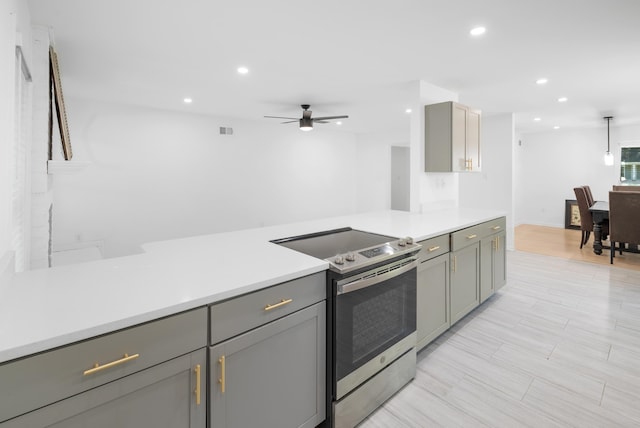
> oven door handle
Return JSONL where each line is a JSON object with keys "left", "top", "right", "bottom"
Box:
{"left": 337, "top": 258, "right": 418, "bottom": 295}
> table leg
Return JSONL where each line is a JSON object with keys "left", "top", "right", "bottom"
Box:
{"left": 593, "top": 223, "right": 603, "bottom": 255}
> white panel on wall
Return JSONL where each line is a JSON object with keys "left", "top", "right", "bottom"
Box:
{"left": 0, "top": 7, "right": 17, "bottom": 265}
{"left": 459, "top": 113, "right": 514, "bottom": 248}
{"left": 51, "top": 99, "right": 360, "bottom": 258}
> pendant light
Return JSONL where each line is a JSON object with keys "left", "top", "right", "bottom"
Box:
{"left": 604, "top": 116, "right": 614, "bottom": 166}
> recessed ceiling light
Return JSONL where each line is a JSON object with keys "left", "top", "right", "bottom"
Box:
{"left": 237, "top": 66, "right": 249, "bottom": 75}
{"left": 336, "top": 121, "right": 342, "bottom": 125}
{"left": 558, "top": 97, "right": 568, "bottom": 102}
{"left": 183, "top": 98, "right": 192, "bottom": 104}
{"left": 553, "top": 125, "right": 560, "bottom": 129}
{"left": 534, "top": 117, "right": 541, "bottom": 122}
{"left": 470, "top": 26, "right": 486, "bottom": 36}
{"left": 405, "top": 108, "right": 412, "bottom": 114}
{"left": 536, "top": 78, "right": 548, "bottom": 85}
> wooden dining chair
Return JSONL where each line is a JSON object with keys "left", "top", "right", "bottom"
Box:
{"left": 609, "top": 191, "right": 640, "bottom": 264}
{"left": 613, "top": 185, "right": 640, "bottom": 192}
{"left": 573, "top": 187, "right": 595, "bottom": 248}
{"left": 582, "top": 185, "right": 595, "bottom": 206}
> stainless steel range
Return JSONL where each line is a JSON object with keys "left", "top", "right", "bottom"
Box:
{"left": 272, "top": 227, "right": 420, "bottom": 428}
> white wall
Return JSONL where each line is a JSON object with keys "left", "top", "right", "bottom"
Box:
{"left": 459, "top": 113, "right": 515, "bottom": 248}
{"left": 51, "top": 98, "right": 361, "bottom": 257}
{"left": 514, "top": 123, "right": 640, "bottom": 227}
{"left": 355, "top": 128, "right": 408, "bottom": 213}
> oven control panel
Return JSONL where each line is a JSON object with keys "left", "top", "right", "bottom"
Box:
{"left": 329, "top": 238, "right": 420, "bottom": 273}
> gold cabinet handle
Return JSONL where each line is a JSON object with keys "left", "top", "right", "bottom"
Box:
{"left": 194, "top": 364, "right": 201, "bottom": 405}
{"left": 466, "top": 234, "right": 477, "bottom": 239}
{"left": 496, "top": 236, "right": 500, "bottom": 251}
{"left": 83, "top": 353, "right": 139, "bottom": 376}
{"left": 492, "top": 237, "right": 497, "bottom": 250}
{"left": 218, "top": 356, "right": 226, "bottom": 394}
{"left": 264, "top": 298, "right": 293, "bottom": 311}
{"left": 428, "top": 245, "right": 440, "bottom": 252}
{"left": 492, "top": 226, "right": 501, "bottom": 230}
{"left": 452, "top": 256, "right": 457, "bottom": 273}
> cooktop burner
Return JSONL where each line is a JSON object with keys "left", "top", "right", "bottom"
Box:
{"left": 271, "top": 227, "right": 421, "bottom": 274}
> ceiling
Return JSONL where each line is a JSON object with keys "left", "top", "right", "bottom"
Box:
{"left": 27, "top": 0, "right": 640, "bottom": 135}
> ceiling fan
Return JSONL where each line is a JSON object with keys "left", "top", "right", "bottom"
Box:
{"left": 264, "top": 104, "right": 348, "bottom": 131}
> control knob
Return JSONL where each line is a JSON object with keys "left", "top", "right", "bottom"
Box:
{"left": 406, "top": 237, "right": 414, "bottom": 245}
{"left": 345, "top": 253, "right": 356, "bottom": 262}
{"left": 334, "top": 256, "right": 345, "bottom": 265}
{"left": 397, "top": 239, "right": 406, "bottom": 247}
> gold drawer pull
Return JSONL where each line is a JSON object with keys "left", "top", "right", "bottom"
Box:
{"left": 428, "top": 246, "right": 441, "bottom": 252}
{"left": 194, "top": 364, "right": 201, "bottom": 405}
{"left": 492, "top": 226, "right": 501, "bottom": 230}
{"left": 219, "top": 356, "right": 226, "bottom": 394}
{"left": 83, "top": 353, "right": 140, "bottom": 376}
{"left": 466, "top": 234, "right": 477, "bottom": 239}
{"left": 264, "top": 298, "right": 293, "bottom": 311}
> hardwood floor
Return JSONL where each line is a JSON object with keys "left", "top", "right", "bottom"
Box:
{"left": 515, "top": 224, "right": 640, "bottom": 271}
{"left": 359, "top": 250, "right": 640, "bottom": 427}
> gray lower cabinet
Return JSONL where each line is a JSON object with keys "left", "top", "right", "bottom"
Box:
{"left": 480, "top": 230, "right": 507, "bottom": 303}
{"left": 449, "top": 242, "right": 480, "bottom": 325}
{"left": 1, "top": 349, "right": 206, "bottom": 428}
{"left": 209, "top": 301, "right": 326, "bottom": 428}
{"left": 416, "top": 234, "right": 450, "bottom": 351}
{"left": 0, "top": 307, "right": 207, "bottom": 427}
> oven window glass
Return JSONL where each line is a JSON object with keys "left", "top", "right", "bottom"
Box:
{"left": 335, "top": 267, "right": 416, "bottom": 380}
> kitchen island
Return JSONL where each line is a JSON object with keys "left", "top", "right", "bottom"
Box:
{"left": 0, "top": 208, "right": 506, "bottom": 427}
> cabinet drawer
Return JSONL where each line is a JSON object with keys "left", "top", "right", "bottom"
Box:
{"left": 451, "top": 217, "right": 506, "bottom": 250}
{"left": 210, "top": 272, "right": 326, "bottom": 345}
{"left": 417, "top": 234, "right": 449, "bottom": 261}
{"left": 482, "top": 217, "right": 506, "bottom": 237}
{"left": 0, "top": 307, "right": 207, "bottom": 423}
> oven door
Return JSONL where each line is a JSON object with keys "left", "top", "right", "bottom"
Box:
{"left": 334, "top": 257, "right": 417, "bottom": 399}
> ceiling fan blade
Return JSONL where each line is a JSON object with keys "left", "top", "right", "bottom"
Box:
{"left": 312, "top": 115, "right": 348, "bottom": 121}
{"left": 314, "top": 120, "right": 330, "bottom": 124}
{"left": 303, "top": 110, "right": 312, "bottom": 119}
{"left": 280, "top": 120, "right": 298, "bottom": 124}
{"left": 264, "top": 115, "right": 298, "bottom": 120}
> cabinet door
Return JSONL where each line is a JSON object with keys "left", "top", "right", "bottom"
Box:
{"left": 416, "top": 253, "right": 450, "bottom": 351}
{"left": 450, "top": 243, "right": 480, "bottom": 325}
{"left": 467, "top": 108, "right": 481, "bottom": 171}
{"left": 451, "top": 102, "right": 468, "bottom": 172}
{"left": 480, "top": 236, "right": 495, "bottom": 303}
{"left": 210, "top": 302, "right": 326, "bottom": 428}
{"left": 494, "top": 231, "right": 507, "bottom": 291}
{"left": 1, "top": 350, "right": 206, "bottom": 428}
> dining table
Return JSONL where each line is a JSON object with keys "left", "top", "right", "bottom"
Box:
{"left": 589, "top": 201, "right": 609, "bottom": 255}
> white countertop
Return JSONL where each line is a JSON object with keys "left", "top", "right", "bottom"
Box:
{"left": 0, "top": 208, "right": 505, "bottom": 364}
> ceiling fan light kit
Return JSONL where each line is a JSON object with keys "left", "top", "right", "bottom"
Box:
{"left": 265, "top": 104, "right": 348, "bottom": 131}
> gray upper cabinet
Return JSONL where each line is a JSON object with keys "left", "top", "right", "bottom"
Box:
{"left": 416, "top": 233, "right": 450, "bottom": 351}
{"left": 0, "top": 308, "right": 207, "bottom": 427}
{"left": 425, "top": 101, "right": 481, "bottom": 172}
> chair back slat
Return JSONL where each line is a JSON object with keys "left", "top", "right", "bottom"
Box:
{"left": 609, "top": 191, "right": 640, "bottom": 244}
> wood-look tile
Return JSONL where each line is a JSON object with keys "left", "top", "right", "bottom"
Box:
{"left": 362, "top": 249, "right": 640, "bottom": 428}
{"left": 492, "top": 343, "right": 606, "bottom": 404}
{"left": 444, "top": 376, "right": 565, "bottom": 428}
{"left": 600, "top": 384, "right": 640, "bottom": 424}
{"left": 522, "top": 378, "right": 637, "bottom": 428}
